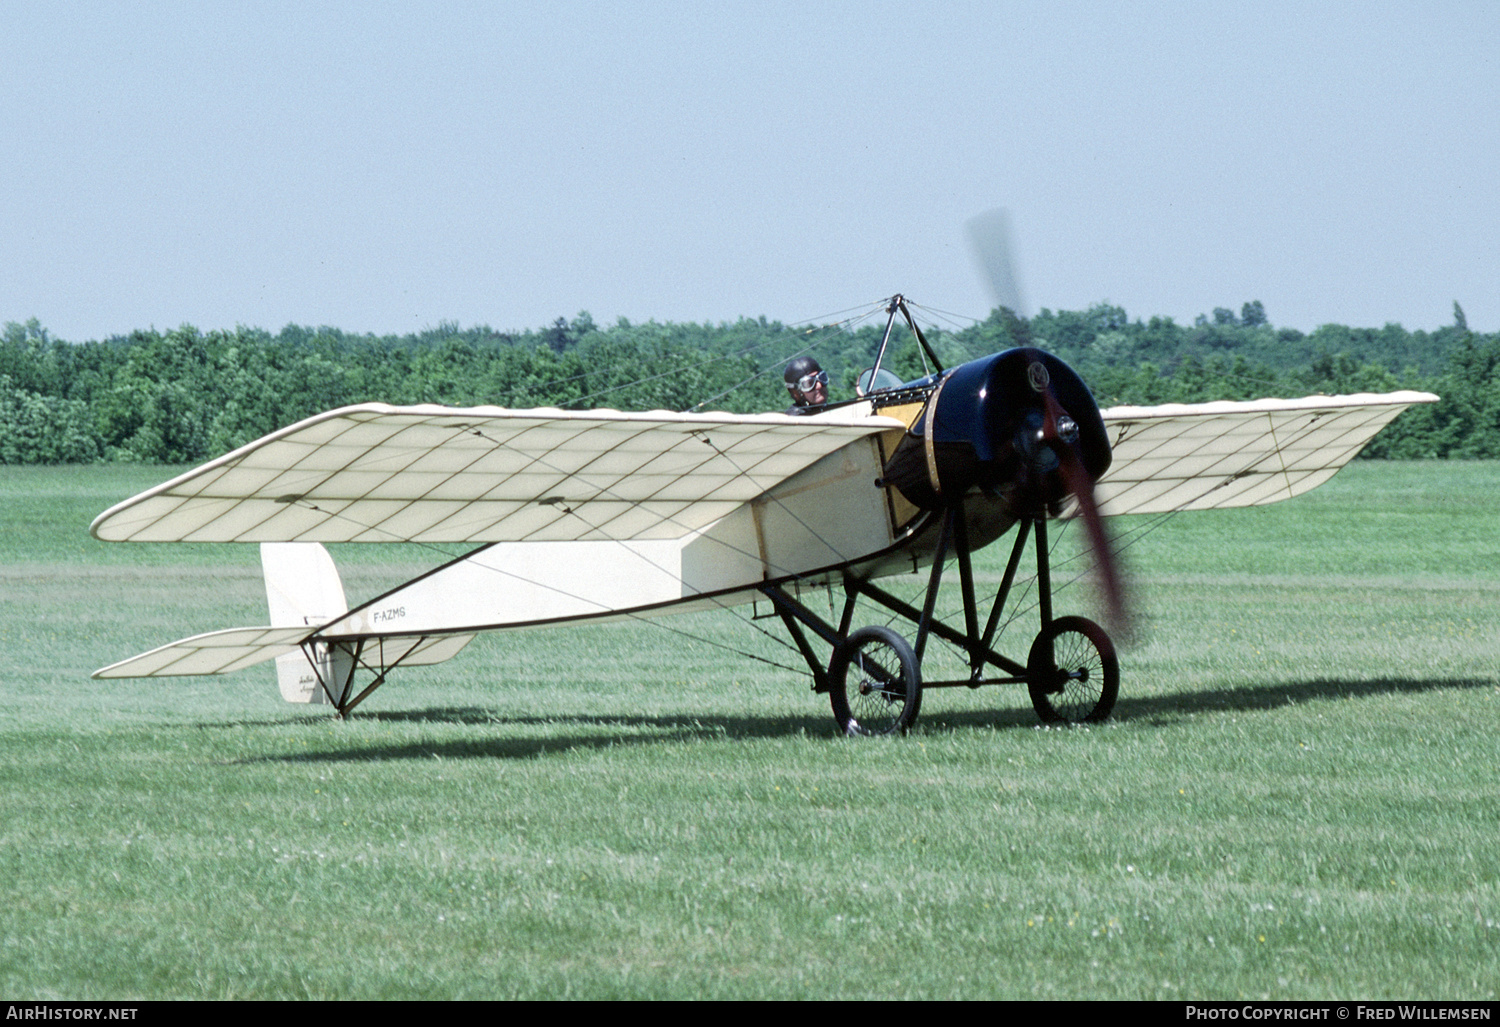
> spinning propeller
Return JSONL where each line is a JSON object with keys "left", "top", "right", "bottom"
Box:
{"left": 964, "top": 210, "right": 1131, "bottom": 634}
{"left": 1030, "top": 349, "right": 1131, "bottom": 634}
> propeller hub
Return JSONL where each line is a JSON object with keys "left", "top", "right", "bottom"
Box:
{"left": 1056, "top": 414, "right": 1079, "bottom": 445}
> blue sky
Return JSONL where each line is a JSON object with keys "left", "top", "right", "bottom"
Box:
{"left": 4, "top": 1, "right": 1497, "bottom": 341}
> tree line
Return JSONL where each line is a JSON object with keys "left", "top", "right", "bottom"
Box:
{"left": 1, "top": 300, "right": 1493, "bottom": 465}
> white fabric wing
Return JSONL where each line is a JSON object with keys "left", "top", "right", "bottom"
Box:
{"left": 90, "top": 404, "right": 902, "bottom": 544}
{"left": 1095, "top": 391, "right": 1437, "bottom": 516}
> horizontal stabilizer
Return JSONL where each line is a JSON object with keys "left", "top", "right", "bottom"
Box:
{"left": 344, "top": 632, "right": 477, "bottom": 668}
{"left": 92, "top": 627, "right": 477, "bottom": 680}
{"left": 93, "top": 626, "right": 311, "bottom": 679}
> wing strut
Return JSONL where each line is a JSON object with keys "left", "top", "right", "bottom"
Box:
{"left": 757, "top": 502, "right": 1058, "bottom": 688}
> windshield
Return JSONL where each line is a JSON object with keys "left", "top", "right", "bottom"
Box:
{"left": 856, "top": 367, "right": 906, "bottom": 397}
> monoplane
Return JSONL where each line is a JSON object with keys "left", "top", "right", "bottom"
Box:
{"left": 91, "top": 290, "right": 1434, "bottom": 735}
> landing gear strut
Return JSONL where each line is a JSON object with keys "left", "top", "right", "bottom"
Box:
{"left": 761, "top": 503, "right": 1118, "bottom": 735}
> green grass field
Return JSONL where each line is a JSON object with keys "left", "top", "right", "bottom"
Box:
{"left": 1, "top": 461, "right": 1497, "bottom": 999}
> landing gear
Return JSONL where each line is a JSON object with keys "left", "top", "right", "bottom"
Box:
{"left": 760, "top": 504, "right": 1123, "bottom": 737}
{"left": 1027, "top": 615, "right": 1118, "bottom": 724}
{"left": 828, "top": 626, "right": 921, "bottom": 736}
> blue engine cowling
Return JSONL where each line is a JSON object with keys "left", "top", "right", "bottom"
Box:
{"left": 880, "top": 348, "right": 1111, "bottom": 511}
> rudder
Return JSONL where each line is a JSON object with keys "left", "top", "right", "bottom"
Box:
{"left": 262, "top": 542, "right": 352, "bottom": 704}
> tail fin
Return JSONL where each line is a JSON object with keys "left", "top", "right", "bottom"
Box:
{"left": 262, "top": 542, "right": 351, "bottom": 704}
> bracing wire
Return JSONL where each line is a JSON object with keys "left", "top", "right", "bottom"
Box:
{"left": 524, "top": 298, "right": 897, "bottom": 414}
{"left": 299, "top": 294, "right": 1220, "bottom": 689}
{"left": 288, "top": 408, "right": 891, "bottom": 679}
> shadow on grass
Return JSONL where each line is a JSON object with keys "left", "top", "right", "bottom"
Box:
{"left": 1114, "top": 674, "right": 1495, "bottom": 726}
{"left": 918, "top": 674, "right": 1496, "bottom": 733}
{"left": 221, "top": 674, "right": 1493, "bottom": 764}
{"left": 227, "top": 706, "right": 837, "bottom": 764}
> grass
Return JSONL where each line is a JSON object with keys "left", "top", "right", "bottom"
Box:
{"left": 1, "top": 461, "right": 1497, "bottom": 999}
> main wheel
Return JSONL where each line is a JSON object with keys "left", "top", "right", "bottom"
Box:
{"left": 828, "top": 626, "right": 921, "bottom": 736}
{"left": 1027, "top": 615, "right": 1118, "bottom": 724}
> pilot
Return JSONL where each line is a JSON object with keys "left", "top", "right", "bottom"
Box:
{"left": 783, "top": 357, "right": 829, "bottom": 414}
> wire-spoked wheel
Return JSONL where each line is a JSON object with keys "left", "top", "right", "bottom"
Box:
{"left": 1027, "top": 615, "right": 1118, "bottom": 724}
{"left": 829, "top": 626, "right": 922, "bottom": 736}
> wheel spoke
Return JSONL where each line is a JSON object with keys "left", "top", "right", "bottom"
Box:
{"left": 830, "top": 626, "right": 921, "bottom": 736}
{"left": 1027, "top": 616, "right": 1118, "bottom": 724}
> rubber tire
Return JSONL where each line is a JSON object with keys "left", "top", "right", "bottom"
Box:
{"left": 829, "top": 626, "right": 922, "bottom": 736}
{"left": 1027, "top": 615, "right": 1118, "bottom": 724}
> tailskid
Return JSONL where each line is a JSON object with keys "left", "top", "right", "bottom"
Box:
{"left": 301, "top": 634, "right": 475, "bottom": 718}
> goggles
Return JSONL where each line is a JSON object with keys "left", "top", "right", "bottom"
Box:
{"left": 791, "top": 370, "right": 828, "bottom": 393}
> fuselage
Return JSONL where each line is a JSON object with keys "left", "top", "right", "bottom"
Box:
{"left": 317, "top": 348, "right": 1106, "bottom": 640}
